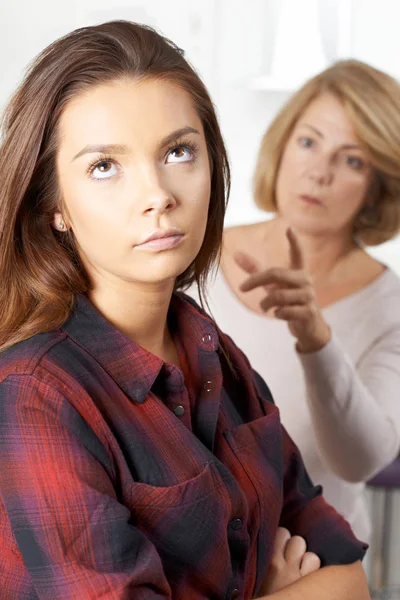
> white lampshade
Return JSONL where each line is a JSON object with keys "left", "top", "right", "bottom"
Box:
{"left": 268, "top": 0, "right": 327, "bottom": 89}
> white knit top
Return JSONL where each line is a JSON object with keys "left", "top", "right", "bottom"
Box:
{"left": 190, "top": 267, "right": 400, "bottom": 542}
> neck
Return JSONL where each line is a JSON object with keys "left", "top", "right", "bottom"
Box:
{"left": 272, "top": 217, "right": 358, "bottom": 283}
{"left": 89, "top": 276, "right": 176, "bottom": 359}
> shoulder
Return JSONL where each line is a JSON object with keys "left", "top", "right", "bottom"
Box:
{"left": 0, "top": 330, "right": 67, "bottom": 383}
{"left": 0, "top": 330, "right": 114, "bottom": 473}
{"left": 0, "top": 328, "right": 97, "bottom": 402}
{"left": 223, "top": 223, "right": 263, "bottom": 250}
{"left": 367, "top": 268, "right": 400, "bottom": 322}
{"left": 339, "top": 268, "right": 400, "bottom": 348}
{"left": 382, "top": 268, "right": 400, "bottom": 294}
{"left": 0, "top": 331, "right": 77, "bottom": 423}
{"left": 376, "top": 269, "right": 400, "bottom": 331}
{"left": 0, "top": 329, "right": 111, "bottom": 434}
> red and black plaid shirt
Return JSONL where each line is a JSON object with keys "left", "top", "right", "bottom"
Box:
{"left": 0, "top": 293, "right": 366, "bottom": 599}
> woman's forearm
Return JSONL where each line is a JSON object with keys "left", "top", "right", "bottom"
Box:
{"left": 258, "top": 562, "right": 370, "bottom": 599}
{"left": 298, "top": 333, "right": 400, "bottom": 482}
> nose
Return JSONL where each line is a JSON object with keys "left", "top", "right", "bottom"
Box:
{"left": 142, "top": 188, "right": 176, "bottom": 216}
{"left": 136, "top": 165, "right": 177, "bottom": 216}
{"left": 308, "top": 155, "right": 333, "bottom": 186}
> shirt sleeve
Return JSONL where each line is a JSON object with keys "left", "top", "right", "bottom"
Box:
{"left": 0, "top": 374, "right": 172, "bottom": 600}
{"left": 298, "top": 327, "right": 400, "bottom": 482}
{"left": 252, "top": 370, "right": 368, "bottom": 567}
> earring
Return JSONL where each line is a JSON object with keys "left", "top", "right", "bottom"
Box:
{"left": 58, "top": 221, "right": 65, "bottom": 231}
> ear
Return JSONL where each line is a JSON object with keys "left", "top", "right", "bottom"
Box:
{"left": 52, "top": 211, "right": 68, "bottom": 232}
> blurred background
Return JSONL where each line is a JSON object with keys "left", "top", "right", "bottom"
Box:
{"left": 1, "top": 0, "right": 399, "bottom": 594}
{"left": 1, "top": 0, "right": 400, "bottom": 273}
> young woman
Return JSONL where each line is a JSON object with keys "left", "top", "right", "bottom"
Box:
{"left": 0, "top": 22, "right": 368, "bottom": 599}
{"left": 200, "top": 60, "right": 400, "bottom": 544}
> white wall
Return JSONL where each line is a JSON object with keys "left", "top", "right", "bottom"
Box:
{"left": 1, "top": 0, "right": 399, "bottom": 588}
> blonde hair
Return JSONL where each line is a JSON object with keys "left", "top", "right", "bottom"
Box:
{"left": 254, "top": 59, "right": 400, "bottom": 246}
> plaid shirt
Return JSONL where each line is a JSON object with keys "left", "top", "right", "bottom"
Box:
{"left": 0, "top": 293, "right": 367, "bottom": 600}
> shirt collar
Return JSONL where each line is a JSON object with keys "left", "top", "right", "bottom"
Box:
{"left": 61, "top": 293, "right": 219, "bottom": 404}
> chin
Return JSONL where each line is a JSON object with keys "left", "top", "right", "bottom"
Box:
{"left": 285, "top": 212, "right": 332, "bottom": 236}
{"left": 133, "top": 257, "right": 195, "bottom": 285}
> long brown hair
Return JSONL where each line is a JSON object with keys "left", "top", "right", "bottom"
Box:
{"left": 0, "top": 21, "right": 230, "bottom": 352}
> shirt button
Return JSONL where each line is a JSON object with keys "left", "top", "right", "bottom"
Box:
{"left": 230, "top": 518, "right": 243, "bottom": 531}
{"left": 230, "top": 589, "right": 240, "bottom": 600}
{"left": 174, "top": 405, "right": 185, "bottom": 417}
{"left": 202, "top": 333, "right": 212, "bottom": 343}
{"left": 203, "top": 380, "right": 214, "bottom": 392}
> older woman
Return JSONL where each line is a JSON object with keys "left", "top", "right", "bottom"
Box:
{"left": 196, "top": 60, "right": 400, "bottom": 543}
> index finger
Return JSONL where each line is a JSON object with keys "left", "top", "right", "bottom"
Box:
{"left": 286, "top": 227, "right": 304, "bottom": 270}
{"left": 239, "top": 266, "right": 307, "bottom": 292}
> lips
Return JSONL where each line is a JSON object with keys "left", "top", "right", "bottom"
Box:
{"left": 299, "top": 195, "right": 322, "bottom": 206}
{"left": 136, "top": 229, "right": 185, "bottom": 251}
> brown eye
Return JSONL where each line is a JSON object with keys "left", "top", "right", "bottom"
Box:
{"left": 171, "top": 148, "right": 185, "bottom": 159}
{"left": 89, "top": 159, "right": 119, "bottom": 180}
{"left": 166, "top": 145, "right": 193, "bottom": 163}
{"left": 96, "top": 161, "right": 113, "bottom": 173}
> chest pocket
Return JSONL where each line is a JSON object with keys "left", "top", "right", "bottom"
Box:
{"left": 126, "top": 460, "right": 233, "bottom": 598}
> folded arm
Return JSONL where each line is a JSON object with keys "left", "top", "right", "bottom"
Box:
{"left": 259, "top": 561, "right": 370, "bottom": 599}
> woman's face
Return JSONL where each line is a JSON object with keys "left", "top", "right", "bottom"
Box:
{"left": 275, "top": 93, "right": 373, "bottom": 238}
{"left": 55, "top": 78, "right": 211, "bottom": 289}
